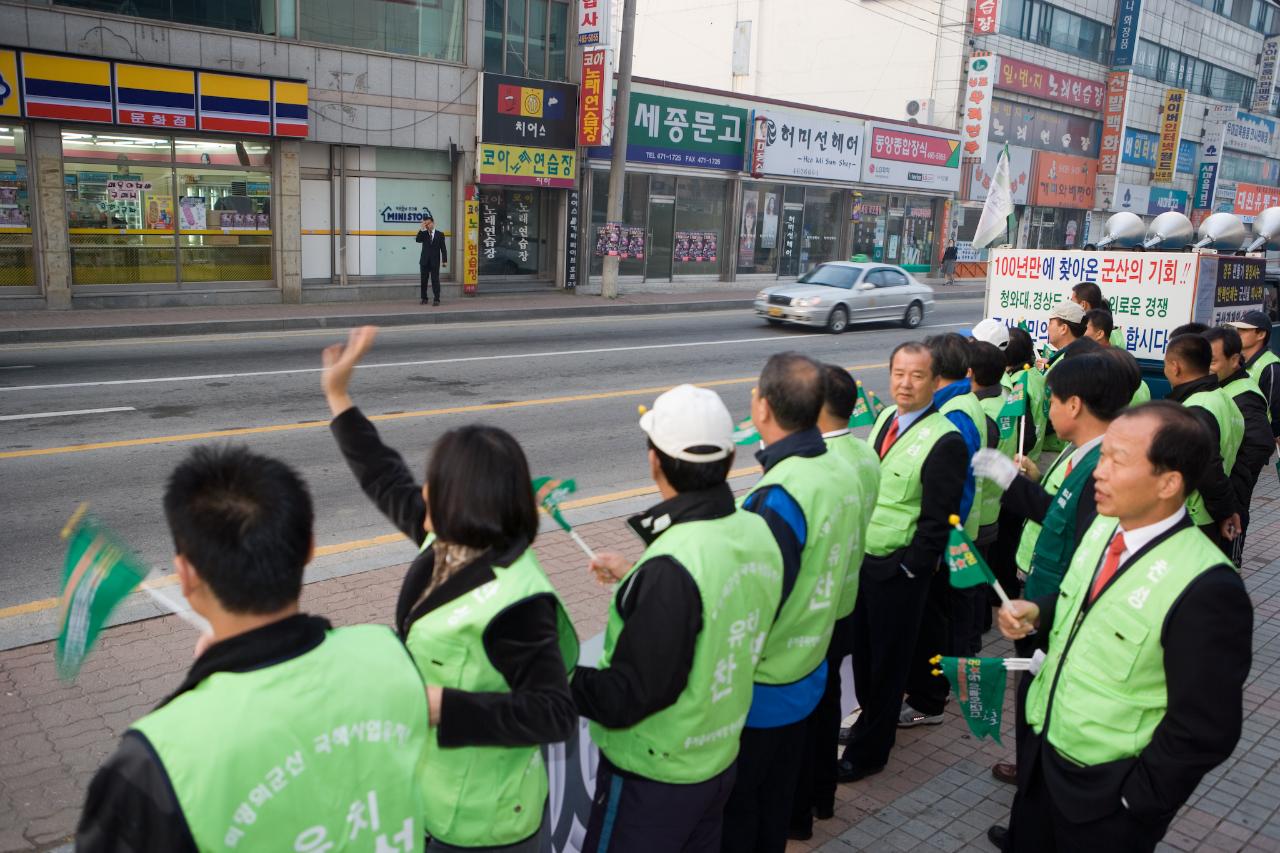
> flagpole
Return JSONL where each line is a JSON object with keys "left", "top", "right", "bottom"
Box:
{"left": 143, "top": 583, "right": 210, "bottom": 631}
{"left": 1016, "top": 365, "right": 1030, "bottom": 463}
{"left": 567, "top": 529, "right": 597, "bottom": 561}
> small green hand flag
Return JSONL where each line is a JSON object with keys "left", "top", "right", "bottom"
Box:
{"left": 931, "top": 655, "right": 1006, "bottom": 743}
{"left": 56, "top": 505, "right": 149, "bottom": 681}
{"left": 849, "top": 381, "right": 886, "bottom": 428}
{"left": 1017, "top": 320, "right": 1031, "bottom": 333}
{"left": 996, "top": 369, "right": 1029, "bottom": 439}
{"left": 733, "top": 416, "right": 761, "bottom": 446}
{"left": 1039, "top": 343, "right": 1055, "bottom": 365}
{"left": 946, "top": 516, "right": 998, "bottom": 589}
{"left": 533, "top": 476, "right": 577, "bottom": 533}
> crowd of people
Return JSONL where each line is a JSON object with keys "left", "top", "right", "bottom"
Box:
{"left": 71, "top": 299, "right": 1278, "bottom": 853}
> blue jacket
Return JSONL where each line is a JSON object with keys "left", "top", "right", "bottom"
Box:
{"left": 933, "top": 379, "right": 979, "bottom": 524}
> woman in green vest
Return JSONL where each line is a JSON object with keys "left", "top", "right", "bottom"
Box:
{"left": 323, "top": 327, "right": 579, "bottom": 852}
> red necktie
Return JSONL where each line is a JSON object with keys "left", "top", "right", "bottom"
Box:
{"left": 1064, "top": 458, "right": 1074, "bottom": 478}
{"left": 1088, "top": 532, "right": 1127, "bottom": 603}
{"left": 879, "top": 417, "right": 900, "bottom": 459}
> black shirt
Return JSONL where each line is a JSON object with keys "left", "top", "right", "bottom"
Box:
{"left": 1244, "top": 347, "right": 1280, "bottom": 438}
{"left": 1223, "top": 367, "right": 1275, "bottom": 513}
{"left": 1165, "top": 375, "right": 1237, "bottom": 522}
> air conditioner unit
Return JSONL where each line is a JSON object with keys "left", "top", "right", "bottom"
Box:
{"left": 905, "top": 99, "right": 933, "bottom": 125}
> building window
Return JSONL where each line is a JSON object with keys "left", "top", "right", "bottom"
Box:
{"left": 1133, "top": 39, "right": 1257, "bottom": 108}
{"left": 484, "top": 0, "right": 573, "bottom": 80}
{"left": 999, "top": 0, "right": 1110, "bottom": 63}
{"left": 298, "top": 0, "right": 464, "bottom": 60}
{"left": 57, "top": 0, "right": 278, "bottom": 35}
{"left": 0, "top": 126, "right": 33, "bottom": 288}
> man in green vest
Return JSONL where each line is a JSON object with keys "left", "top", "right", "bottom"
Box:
{"left": 723, "top": 351, "right": 869, "bottom": 853}
{"left": 1084, "top": 308, "right": 1151, "bottom": 404}
{"left": 1041, "top": 300, "right": 1101, "bottom": 454}
{"left": 574, "top": 384, "right": 783, "bottom": 853}
{"left": 77, "top": 446, "right": 429, "bottom": 852}
{"left": 990, "top": 402, "right": 1252, "bottom": 851}
{"left": 839, "top": 342, "right": 968, "bottom": 782}
{"left": 1071, "top": 281, "right": 1126, "bottom": 349}
{"left": 1203, "top": 324, "right": 1273, "bottom": 564}
{"left": 1230, "top": 310, "right": 1280, "bottom": 446}
{"left": 1163, "top": 332, "right": 1242, "bottom": 554}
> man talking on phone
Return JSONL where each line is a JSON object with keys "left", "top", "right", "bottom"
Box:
{"left": 416, "top": 214, "right": 447, "bottom": 306}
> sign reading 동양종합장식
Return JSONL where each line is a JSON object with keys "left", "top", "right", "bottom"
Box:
{"left": 863, "top": 122, "right": 962, "bottom": 192}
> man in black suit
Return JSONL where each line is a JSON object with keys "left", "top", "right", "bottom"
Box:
{"left": 416, "top": 215, "right": 447, "bottom": 305}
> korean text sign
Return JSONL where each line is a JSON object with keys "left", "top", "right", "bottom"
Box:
{"left": 1098, "top": 71, "right": 1130, "bottom": 175}
{"left": 973, "top": 0, "right": 1000, "bottom": 34}
{"left": 578, "top": 48, "right": 613, "bottom": 146}
{"left": 1153, "top": 88, "right": 1185, "bottom": 184}
{"left": 578, "top": 0, "right": 610, "bottom": 46}
{"left": 963, "top": 55, "right": 997, "bottom": 159}
{"left": 480, "top": 73, "right": 579, "bottom": 150}
{"left": 1029, "top": 152, "right": 1095, "bottom": 209}
{"left": 1113, "top": 0, "right": 1144, "bottom": 67}
{"left": 1253, "top": 36, "right": 1280, "bottom": 114}
{"left": 863, "top": 122, "right": 961, "bottom": 191}
{"left": 984, "top": 248, "right": 1197, "bottom": 359}
{"left": 1232, "top": 182, "right": 1280, "bottom": 218}
{"left": 757, "top": 110, "right": 864, "bottom": 180}
{"left": 1211, "top": 257, "right": 1265, "bottom": 324}
{"left": 462, "top": 187, "right": 479, "bottom": 295}
{"left": 593, "top": 91, "right": 748, "bottom": 171}
{"left": 987, "top": 100, "right": 1100, "bottom": 157}
{"left": 995, "top": 57, "right": 1105, "bottom": 111}
{"left": 477, "top": 144, "right": 577, "bottom": 189}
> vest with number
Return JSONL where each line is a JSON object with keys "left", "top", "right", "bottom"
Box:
{"left": 405, "top": 550, "right": 579, "bottom": 847}
{"left": 1223, "top": 373, "right": 1271, "bottom": 423}
{"left": 1002, "top": 368, "right": 1048, "bottom": 457}
{"left": 825, "top": 432, "right": 881, "bottom": 617}
{"left": 939, "top": 390, "right": 989, "bottom": 539}
{"left": 1026, "top": 517, "right": 1225, "bottom": 766}
{"left": 132, "top": 625, "right": 429, "bottom": 852}
{"left": 1246, "top": 348, "right": 1279, "bottom": 384}
{"left": 1015, "top": 446, "right": 1072, "bottom": 573}
{"left": 1183, "top": 388, "right": 1244, "bottom": 526}
{"left": 592, "top": 512, "right": 783, "bottom": 783}
{"left": 864, "top": 408, "right": 959, "bottom": 557}
{"left": 978, "top": 394, "right": 1018, "bottom": 528}
{"left": 749, "top": 449, "right": 868, "bottom": 685}
{"left": 1024, "top": 443, "right": 1102, "bottom": 601}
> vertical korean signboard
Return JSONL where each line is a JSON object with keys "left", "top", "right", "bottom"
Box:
{"left": 462, "top": 186, "right": 479, "bottom": 295}
{"left": 578, "top": 48, "right": 613, "bottom": 146}
{"left": 565, "top": 189, "right": 580, "bottom": 289}
{"left": 577, "top": 0, "right": 610, "bottom": 45}
{"left": 1099, "top": 71, "right": 1130, "bottom": 175}
{"left": 972, "top": 0, "right": 1000, "bottom": 33}
{"left": 1153, "top": 88, "right": 1185, "bottom": 184}
{"left": 1112, "top": 0, "right": 1144, "bottom": 67}
{"left": 1194, "top": 103, "right": 1234, "bottom": 211}
{"left": 1252, "top": 36, "right": 1279, "bottom": 114}
{"left": 963, "top": 54, "right": 997, "bottom": 161}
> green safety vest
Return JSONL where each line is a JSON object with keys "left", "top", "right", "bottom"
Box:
{"left": 132, "top": 625, "right": 429, "bottom": 852}
{"left": 748, "top": 448, "right": 868, "bottom": 684}
{"left": 1183, "top": 388, "right": 1244, "bottom": 526}
{"left": 1222, "top": 373, "right": 1271, "bottom": 423}
{"left": 939, "top": 390, "right": 990, "bottom": 540}
{"left": 592, "top": 512, "right": 783, "bottom": 783}
{"left": 864, "top": 408, "right": 959, "bottom": 557}
{"left": 824, "top": 432, "right": 881, "bottom": 617}
{"left": 1024, "top": 443, "right": 1102, "bottom": 601}
{"left": 405, "top": 550, "right": 579, "bottom": 847}
{"left": 978, "top": 393, "right": 1018, "bottom": 528}
{"left": 1131, "top": 379, "right": 1151, "bottom": 406}
{"left": 1042, "top": 356, "right": 1068, "bottom": 454}
{"left": 1246, "top": 348, "right": 1279, "bottom": 384}
{"left": 1110, "top": 328, "right": 1126, "bottom": 349}
{"left": 1002, "top": 368, "right": 1048, "bottom": 457}
{"left": 1016, "top": 446, "right": 1073, "bottom": 574}
{"left": 1026, "top": 516, "right": 1226, "bottom": 766}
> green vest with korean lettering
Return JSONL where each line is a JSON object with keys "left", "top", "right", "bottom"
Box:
{"left": 1042, "top": 355, "right": 1068, "bottom": 454}
{"left": 1023, "top": 443, "right": 1102, "bottom": 600}
{"left": 978, "top": 394, "right": 1018, "bottom": 528}
{"left": 824, "top": 432, "right": 881, "bottom": 617}
{"left": 131, "top": 625, "right": 429, "bottom": 852}
{"left": 1002, "top": 368, "right": 1048, "bottom": 457}
{"left": 1183, "top": 388, "right": 1244, "bottom": 527}
{"left": 939, "top": 391, "right": 990, "bottom": 540}
{"left": 1026, "top": 516, "right": 1227, "bottom": 766}
{"left": 1246, "top": 349, "right": 1280, "bottom": 384}
{"left": 748, "top": 449, "right": 867, "bottom": 685}
{"left": 1015, "top": 446, "right": 1073, "bottom": 574}
{"left": 864, "top": 407, "right": 959, "bottom": 556}
{"left": 591, "top": 512, "right": 783, "bottom": 783}
{"left": 405, "top": 550, "right": 579, "bottom": 847}
{"left": 1222, "top": 373, "right": 1271, "bottom": 422}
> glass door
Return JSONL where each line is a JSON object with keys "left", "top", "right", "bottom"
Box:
{"left": 646, "top": 196, "right": 674, "bottom": 280}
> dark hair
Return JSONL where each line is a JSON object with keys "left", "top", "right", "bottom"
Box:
{"left": 1117, "top": 401, "right": 1212, "bottom": 495}
{"left": 926, "top": 332, "right": 970, "bottom": 381}
{"left": 427, "top": 425, "right": 538, "bottom": 551}
{"left": 1052, "top": 316, "right": 1087, "bottom": 339}
{"left": 821, "top": 363, "right": 858, "bottom": 421}
{"left": 1046, "top": 353, "right": 1129, "bottom": 421}
{"left": 1166, "top": 333, "right": 1212, "bottom": 375}
{"left": 759, "top": 351, "right": 823, "bottom": 431}
{"left": 1171, "top": 322, "right": 1209, "bottom": 337}
{"left": 890, "top": 340, "right": 934, "bottom": 374}
{"left": 1083, "top": 242, "right": 1099, "bottom": 251}
{"left": 1005, "top": 327, "right": 1035, "bottom": 370}
{"left": 1084, "top": 308, "right": 1114, "bottom": 338}
{"left": 647, "top": 439, "right": 733, "bottom": 492}
{"left": 164, "top": 445, "right": 313, "bottom": 614}
{"left": 1203, "top": 325, "right": 1243, "bottom": 361}
{"left": 1071, "top": 282, "right": 1105, "bottom": 311}
{"left": 967, "top": 341, "right": 1005, "bottom": 387}
{"left": 1099, "top": 347, "right": 1143, "bottom": 398}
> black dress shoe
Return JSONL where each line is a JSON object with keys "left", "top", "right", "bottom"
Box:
{"left": 836, "top": 759, "right": 884, "bottom": 783}
{"left": 433, "top": 299, "right": 440, "bottom": 306}
{"left": 814, "top": 803, "right": 835, "bottom": 821}
{"left": 420, "top": 299, "right": 428, "bottom": 305}
{"left": 787, "top": 825, "right": 813, "bottom": 841}
{"left": 991, "top": 761, "right": 1018, "bottom": 785}
{"left": 987, "top": 824, "right": 1008, "bottom": 850}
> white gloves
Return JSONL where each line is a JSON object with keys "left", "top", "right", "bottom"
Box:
{"left": 972, "top": 448, "right": 1019, "bottom": 491}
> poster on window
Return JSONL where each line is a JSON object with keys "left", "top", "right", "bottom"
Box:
{"left": 739, "top": 190, "right": 759, "bottom": 267}
{"left": 760, "top": 193, "right": 779, "bottom": 249}
{"left": 625, "top": 227, "right": 646, "bottom": 260}
{"left": 595, "top": 222, "right": 623, "bottom": 257}
{"left": 145, "top": 195, "right": 174, "bottom": 230}
{"left": 178, "top": 196, "right": 206, "bottom": 230}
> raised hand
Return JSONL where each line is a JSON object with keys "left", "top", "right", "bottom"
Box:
{"left": 322, "top": 325, "right": 379, "bottom": 417}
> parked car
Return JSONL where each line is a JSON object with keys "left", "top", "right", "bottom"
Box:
{"left": 754, "top": 262, "right": 935, "bottom": 333}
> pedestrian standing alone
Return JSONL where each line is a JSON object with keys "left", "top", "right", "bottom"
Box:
{"left": 942, "top": 241, "right": 958, "bottom": 285}
{"left": 322, "top": 326, "right": 579, "bottom": 852}
{"left": 417, "top": 215, "right": 447, "bottom": 306}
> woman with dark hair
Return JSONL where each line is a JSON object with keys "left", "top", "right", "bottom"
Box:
{"left": 321, "top": 327, "right": 578, "bottom": 853}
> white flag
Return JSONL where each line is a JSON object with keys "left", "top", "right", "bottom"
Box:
{"left": 974, "top": 144, "right": 1016, "bottom": 249}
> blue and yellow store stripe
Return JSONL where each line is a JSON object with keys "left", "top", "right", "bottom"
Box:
{"left": 272, "top": 81, "right": 308, "bottom": 137}
{"left": 21, "top": 53, "right": 112, "bottom": 124}
{"left": 198, "top": 72, "right": 271, "bottom": 135}
{"left": 114, "top": 64, "right": 196, "bottom": 130}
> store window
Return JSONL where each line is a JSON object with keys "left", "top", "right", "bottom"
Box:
{"left": 849, "top": 193, "right": 889, "bottom": 263}
{"left": 299, "top": 0, "right": 464, "bottom": 60}
{"left": 1026, "top": 207, "right": 1086, "bottom": 249}
{"left": 900, "top": 199, "right": 938, "bottom": 272}
{"left": 484, "top": 0, "right": 573, "bottom": 80}
{"left": 589, "top": 171, "right": 649, "bottom": 277}
{"left": 674, "top": 176, "right": 728, "bottom": 277}
{"left": 62, "top": 131, "right": 273, "bottom": 286}
{"left": 800, "top": 187, "right": 841, "bottom": 274}
{"left": 57, "top": 0, "right": 279, "bottom": 35}
{"left": 737, "top": 182, "right": 784, "bottom": 276}
{"left": 0, "top": 126, "right": 33, "bottom": 288}
{"left": 479, "top": 188, "right": 548, "bottom": 277}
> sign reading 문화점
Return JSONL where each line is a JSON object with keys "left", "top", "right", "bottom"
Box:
{"left": 963, "top": 55, "right": 997, "bottom": 159}
{"left": 1232, "top": 181, "right": 1280, "bottom": 219}
{"left": 1153, "top": 88, "right": 1186, "bottom": 184}
{"left": 1253, "top": 36, "right": 1280, "bottom": 114}
{"left": 1113, "top": 0, "right": 1144, "bottom": 67}
{"left": 1098, "top": 71, "right": 1130, "bottom": 175}
{"left": 1223, "top": 110, "right": 1277, "bottom": 156}
{"left": 565, "top": 190, "right": 579, "bottom": 290}
{"left": 1029, "top": 151, "right": 1096, "bottom": 209}
{"left": 984, "top": 249, "right": 1197, "bottom": 358}
{"left": 863, "top": 123, "right": 961, "bottom": 191}
{"left": 969, "top": 143, "right": 1033, "bottom": 205}
{"left": 1211, "top": 257, "right": 1266, "bottom": 324}
{"left": 995, "top": 57, "right": 1105, "bottom": 112}
{"left": 590, "top": 91, "right": 748, "bottom": 171}
{"left": 756, "top": 110, "right": 864, "bottom": 180}
{"left": 480, "top": 74, "right": 579, "bottom": 150}
{"left": 578, "top": 48, "right": 613, "bottom": 146}
{"left": 463, "top": 186, "right": 479, "bottom": 295}
{"left": 577, "top": 0, "right": 610, "bottom": 46}
{"left": 988, "top": 100, "right": 1100, "bottom": 157}
{"left": 973, "top": 0, "right": 1000, "bottom": 33}
{"left": 477, "top": 144, "right": 576, "bottom": 189}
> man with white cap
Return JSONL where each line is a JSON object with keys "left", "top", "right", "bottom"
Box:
{"left": 574, "top": 384, "right": 783, "bottom": 853}
{"left": 1230, "top": 309, "right": 1280, "bottom": 446}
{"left": 1041, "top": 300, "right": 1100, "bottom": 454}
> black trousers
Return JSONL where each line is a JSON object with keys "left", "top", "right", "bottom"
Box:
{"left": 842, "top": 559, "right": 935, "bottom": 773}
{"left": 420, "top": 263, "right": 441, "bottom": 301}
{"left": 905, "top": 567, "right": 951, "bottom": 716}
{"left": 582, "top": 756, "right": 736, "bottom": 853}
{"left": 720, "top": 719, "right": 808, "bottom": 853}
{"left": 789, "top": 614, "right": 851, "bottom": 835}
{"left": 989, "top": 506, "right": 1025, "bottom": 600}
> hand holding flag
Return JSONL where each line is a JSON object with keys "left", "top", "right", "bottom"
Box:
{"left": 733, "top": 416, "right": 761, "bottom": 446}
{"left": 929, "top": 655, "right": 1007, "bottom": 743}
{"left": 946, "top": 515, "right": 1010, "bottom": 605}
{"left": 533, "top": 476, "right": 595, "bottom": 559}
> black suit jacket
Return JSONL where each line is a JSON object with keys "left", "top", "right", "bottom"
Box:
{"left": 416, "top": 228, "right": 447, "bottom": 268}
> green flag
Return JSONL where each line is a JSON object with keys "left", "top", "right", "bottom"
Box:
{"left": 849, "top": 382, "right": 884, "bottom": 428}
{"left": 733, "top": 416, "right": 760, "bottom": 446}
{"left": 1039, "top": 343, "right": 1055, "bottom": 365}
{"left": 931, "top": 655, "right": 1006, "bottom": 743}
{"left": 532, "top": 477, "right": 577, "bottom": 533}
{"left": 946, "top": 518, "right": 998, "bottom": 589}
{"left": 997, "top": 369, "right": 1029, "bottom": 439}
{"left": 1017, "top": 320, "right": 1031, "bottom": 333}
{"left": 56, "top": 507, "right": 149, "bottom": 681}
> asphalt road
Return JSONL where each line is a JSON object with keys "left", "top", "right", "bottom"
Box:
{"left": 0, "top": 299, "right": 982, "bottom": 616}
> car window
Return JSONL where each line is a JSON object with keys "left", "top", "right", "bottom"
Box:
{"left": 862, "top": 270, "right": 884, "bottom": 286}
{"left": 798, "top": 264, "right": 858, "bottom": 289}
{"left": 876, "top": 268, "right": 908, "bottom": 287}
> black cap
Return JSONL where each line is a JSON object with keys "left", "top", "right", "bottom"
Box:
{"left": 1228, "top": 310, "right": 1272, "bottom": 332}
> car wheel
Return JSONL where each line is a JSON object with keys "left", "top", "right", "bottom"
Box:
{"left": 902, "top": 301, "right": 924, "bottom": 329}
{"left": 827, "top": 305, "right": 850, "bottom": 334}
{"left": 765, "top": 318, "right": 784, "bottom": 326}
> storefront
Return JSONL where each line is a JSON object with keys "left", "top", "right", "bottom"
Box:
{"left": 0, "top": 125, "right": 33, "bottom": 289}
{"left": 849, "top": 193, "right": 944, "bottom": 269}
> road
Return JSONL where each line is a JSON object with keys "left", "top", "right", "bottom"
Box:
{"left": 0, "top": 299, "right": 982, "bottom": 618}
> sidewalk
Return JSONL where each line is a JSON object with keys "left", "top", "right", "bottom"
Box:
{"left": 0, "top": 281, "right": 986, "bottom": 345}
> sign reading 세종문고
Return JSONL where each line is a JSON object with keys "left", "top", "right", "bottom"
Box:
{"left": 588, "top": 91, "right": 748, "bottom": 171}
{"left": 983, "top": 248, "right": 1197, "bottom": 359}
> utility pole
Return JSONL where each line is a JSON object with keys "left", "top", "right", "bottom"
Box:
{"left": 600, "top": 0, "right": 637, "bottom": 299}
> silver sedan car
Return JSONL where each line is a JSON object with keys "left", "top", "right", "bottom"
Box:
{"left": 754, "top": 261, "right": 936, "bottom": 333}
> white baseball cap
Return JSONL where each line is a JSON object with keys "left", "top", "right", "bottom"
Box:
{"left": 639, "top": 384, "right": 735, "bottom": 462}
{"left": 971, "top": 318, "right": 1010, "bottom": 350}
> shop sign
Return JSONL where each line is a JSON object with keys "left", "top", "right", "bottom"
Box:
{"left": 1223, "top": 110, "right": 1276, "bottom": 157}
{"left": 1029, "top": 151, "right": 1095, "bottom": 209}
{"left": 577, "top": 0, "right": 610, "bottom": 46}
{"left": 1153, "top": 88, "right": 1186, "bottom": 184}
{"left": 511, "top": 191, "right": 535, "bottom": 264}
{"left": 1253, "top": 36, "right": 1280, "bottom": 114}
{"left": 1113, "top": 0, "right": 1144, "bottom": 67}
{"left": 778, "top": 209, "right": 801, "bottom": 276}
{"left": 480, "top": 73, "right": 579, "bottom": 150}
{"left": 1123, "top": 128, "right": 1195, "bottom": 173}
{"left": 989, "top": 100, "right": 1100, "bottom": 158}
{"left": 106, "top": 179, "right": 152, "bottom": 201}
{"left": 1212, "top": 256, "right": 1266, "bottom": 324}
{"left": 565, "top": 189, "right": 579, "bottom": 289}
{"left": 1103, "top": 182, "right": 1189, "bottom": 215}
{"left": 674, "top": 230, "right": 720, "bottom": 263}
{"left": 198, "top": 72, "right": 272, "bottom": 135}
{"left": 969, "top": 143, "right": 1032, "bottom": 205}
{"left": 591, "top": 91, "right": 748, "bottom": 171}
{"left": 755, "top": 110, "right": 863, "bottom": 181}
{"left": 272, "top": 81, "right": 309, "bottom": 138}
{"left": 995, "top": 57, "right": 1105, "bottom": 112}
{"left": 963, "top": 55, "right": 997, "bottom": 160}
{"left": 1232, "top": 181, "right": 1280, "bottom": 219}
{"left": 480, "top": 191, "right": 499, "bottom": 263}
{"left": 1149, "top": 187, "right": 1189, "bottom": 215}
{"left": 973, "top": 0, "right": 1000, "bottom": 34}
{"left": 463, "top": 187, "right": 479, "bottom": 294}
{"left": 1194, "top": 105, "right": 1234, "bottom": 210}
{"left": 863, "top": 122, "right": 961, "bottom": 191}
{"left": 984, "top": 247, "right": 1196, "bottom": 359}
{"left": 1098, "top": 71, "right": 1130, "bottom": 175}
{"left": 0, "top": 50, "right": 17, "bottom": 118}
{"left": 751, "top": 114, "right": 768, "bottom": 177}
{"left": 114, "top": 63, "right": 195, "bottom": 130}
{"left": 578, "top": 49, "right": 614, "bottom": 146}
{"left": 477, "top": 143, "right": 577, "bottom": 189}
{"left": 379, "top": 205, "right": 434, "bottom": 224}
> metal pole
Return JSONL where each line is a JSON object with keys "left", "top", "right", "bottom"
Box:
{"left": 601, "top": 0, "right": 637, "bottom": 299}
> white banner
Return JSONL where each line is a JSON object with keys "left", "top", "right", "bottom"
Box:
{"left": 756, "top": 110, "right": 864, "bottom": 181}
{"left": 1224, "top": 109, "right": 1276, "bottom": 156}
{"left": 969, "top": 143, "right": 1032, "bottom": 205}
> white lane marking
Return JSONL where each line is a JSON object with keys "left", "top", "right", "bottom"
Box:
{"left": 0, "top": 365, "right": 34, "bottom": 370}
{"left": 0, "top": 406, "right": 136, "bottom": 421}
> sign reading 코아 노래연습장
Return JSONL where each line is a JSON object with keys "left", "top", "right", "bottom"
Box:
{"left": 983, "top": 248, "right": 1197, "bottom": 359}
